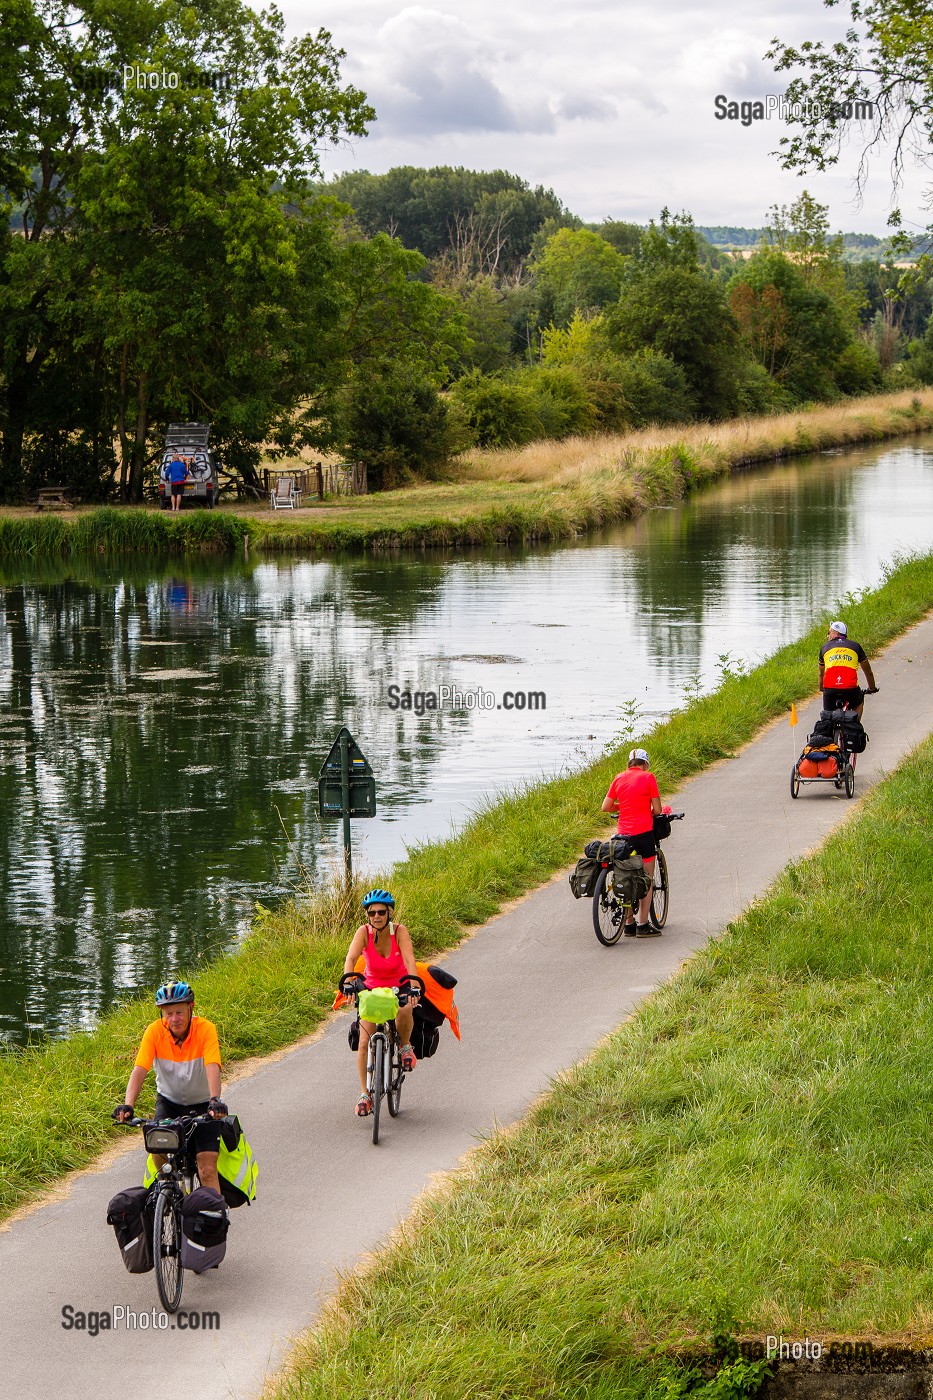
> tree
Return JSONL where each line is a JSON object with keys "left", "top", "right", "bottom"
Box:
{"left": 0, "top": 0, "right": 374, "bottom": 500}
{"left": 604, "top": 212, "right": 747, "bottom": 418}
{"left": 531, "top": 227, "right": 628, "bottom": 328}
{"left": 320, "top": 167, "right": 573, "bottom": 277}
{"left": 728, "top": 252, "right": 851, "bottom": 401}
{"left": 767, "top": 1, "right": 933, "bottom": 241}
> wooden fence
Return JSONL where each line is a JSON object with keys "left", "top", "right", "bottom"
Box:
{"left": 262, "top": 462, "right": 367, "bottom": 500}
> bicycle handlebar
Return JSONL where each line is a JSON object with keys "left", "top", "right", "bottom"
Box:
{"left": 114, "top": 1111, "right": 218, "bottom": 1129}
{"left": 341, "top": 976, "right": 424, "bottom": 1008}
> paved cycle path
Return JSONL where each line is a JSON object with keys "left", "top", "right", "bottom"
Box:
{"left": 3, "top": 615, "right": 933, "bottom": 1400}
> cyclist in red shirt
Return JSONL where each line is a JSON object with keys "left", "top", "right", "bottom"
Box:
{"left": 819, "top": 620, "right": 877, "bottom": 719}
{"left": 601, "top": 747, "right": 663, "bottom": 937}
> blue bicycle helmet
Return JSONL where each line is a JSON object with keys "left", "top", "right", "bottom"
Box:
{"left": 155, "top": 980, "right": 194, "bottom": 1006}
{"left": 362, "top": 888, "right": 395, "bottom": 909}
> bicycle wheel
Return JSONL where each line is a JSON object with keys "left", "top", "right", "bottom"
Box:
{"left": 153, "top": 1189, "right": 183, "bottom": 1313}
{"left": 648, "top": 848, "right": 669, "bottom": 930}
{"left": 790, "top": 766, "right": 800, "bottom": 799}
{"left": 845, "top": 762, "right": 855, "bottom": 798}
{"left": 387, "top": 1030, "right": 403, "bottom": 1118}
{"left": 371, "top": 1035, "right": 384, "bottom": 1145}
{"left": 592, "top": 868, "right": 626, "bottom": 946}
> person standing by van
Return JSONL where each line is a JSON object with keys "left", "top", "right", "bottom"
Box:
{"left": 167, "top": 454, "right": 189, "bottom": 512}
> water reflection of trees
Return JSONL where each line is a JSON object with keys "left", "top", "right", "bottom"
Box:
{"left": 0, "top": 558, "right": 465, "bottom": 1043}
{"left": 613, "top": 459, "right": 861, "bottom": 688}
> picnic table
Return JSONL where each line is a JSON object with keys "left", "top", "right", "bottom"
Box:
{"left": 34, "top": 486, "right": 76, "bottom": 511}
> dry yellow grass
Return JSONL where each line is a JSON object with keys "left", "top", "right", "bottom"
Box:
{"left": 457, "top": 390, "right": 933, "bottom": 484}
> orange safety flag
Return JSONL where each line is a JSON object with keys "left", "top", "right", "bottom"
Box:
{"left": 790, "top": 703, "right": 798, "bottom": 727}
{"left": 333, "top": 958, "right": 460, "bottom": 1040}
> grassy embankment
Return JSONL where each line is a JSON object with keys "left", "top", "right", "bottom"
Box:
{"left": 2, "top": 550, "right": 933, "bottom": 1225}
{"left": 247, "top": 390, "right": 933, "bottom": 551}
{"left": 0, "top": 391, "right": 932, "bottom": 556}
{"left": 273, "top": 738, "right": 933, "bottom": 1400}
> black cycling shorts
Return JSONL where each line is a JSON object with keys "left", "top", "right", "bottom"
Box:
{"left": 616, "top": 830, "right": 656, "bottom": 860}
{"left": 153, "top": 1095, "right": 221, "bottom": 1154}
{"left": 823, "top": 686, "right": 862, "bottom": 711}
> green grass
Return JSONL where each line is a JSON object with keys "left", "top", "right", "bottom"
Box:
{"left": 245, "top": 391, "right": 933, "bottom": 553}
{"left": 0, "top": 507, "right": 246, "bottom": 557}
{"left": 271, "top": 740, "right": 933, "bottom": 1400}
{"left": 1, "top": 549, "right": 932, "bottom": 1225}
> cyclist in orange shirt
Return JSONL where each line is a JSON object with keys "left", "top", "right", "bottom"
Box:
{"left": 113, "top": 982, "right": 228, "bottom": 1192}
{"left": 601, "top": 747, "right": 664, "bottom": 937}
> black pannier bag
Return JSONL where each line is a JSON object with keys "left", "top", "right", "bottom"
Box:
{"left": 838, "top": 712, "right": 868, "bottom": 754}
{"left": 410, "top": 1004, "right": 442, "bottom": 1060}
{"left": 653, "top": 813, "right": 672, "bottom": 842}
{"left": 348, "top": 1017, "right": 360, "bottom": 1052}
{"left": 612, "top": 853, "right": 650, "bottom": 909}
{"left": 106, "top": 1185, "right": 154, "bottom": 1274}
{"left": 180, "top": 1186, "right": 229, "bottom": 1273}
{"left": 812, "top": 713, "right": 836, "bottom": 741}
{"left": 410, "top": 964, "right": 456, "bottom": 1059}
{"left": 570, "top": 856, "right": 601, "bottom": 898}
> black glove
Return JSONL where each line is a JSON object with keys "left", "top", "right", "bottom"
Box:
{"left": 209, "top": 1096, "right": 228, "bottom": 1117}
{"left": 112, "top": 1103, "right": 133, "bottom": 1122}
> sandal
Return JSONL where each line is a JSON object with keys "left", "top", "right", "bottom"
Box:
{"left": 400, "top": 1044, "right": 417, "bottom": 1072}
{"left": 355, "top": 1092, "right": 373, "bottom": 1117}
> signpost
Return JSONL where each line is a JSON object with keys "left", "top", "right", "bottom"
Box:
{"left": 317, "top": 727, "right": 376, "bottom": 880}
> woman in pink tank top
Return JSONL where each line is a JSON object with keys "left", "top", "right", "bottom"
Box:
{"left": 341, "top": 889, "right": 421, "bottom": 1118}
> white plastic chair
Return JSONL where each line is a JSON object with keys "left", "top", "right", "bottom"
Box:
{"left": 270, "top": 476, "right": 301, "bottom": 509}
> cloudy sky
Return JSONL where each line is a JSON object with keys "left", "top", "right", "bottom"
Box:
{"left": 276, "top": 0, "right": 929, "bottom": 237}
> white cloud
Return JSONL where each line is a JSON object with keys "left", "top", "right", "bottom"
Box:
{"left": 278, "top": 0, "right": 932, "bottom": 233}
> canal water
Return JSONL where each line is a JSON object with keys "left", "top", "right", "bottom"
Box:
{"left": 3, "top": 436, "right": 933, "bottom": 1043}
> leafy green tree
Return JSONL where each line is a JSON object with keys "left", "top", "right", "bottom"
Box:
{"left": 320, "top": 167, "right": 572, "bottom": 276}
{"left": 905, "top": 315, "right": 933, "bottom": 384}
{"left": 767, "top": 2, "right": 933, "bottom": 242}
{"left": 531, "top": 227, "right": 628, "bottom": 328}
{"left": 834, "top": 340, "right": 882, "bottom": 393}
{"left": 340, "top": 363, "right": 462, "bottom": 488}
{"left": 604, "top": 212, "right": 746, "bottom": 418}
{"left": 592, "top": 220, "right": 643, "bottom": 256}
{"left": 728, "top": 251, "right": 851, "bottom": 401}
{"left": 0, "top": 0, "right": 374, "bottom": 501}
{"left": 542, "top": 315, "right": 694, "bottom": 427}
{"left": 451, "top": 372, "right": 545, "bottom": 448}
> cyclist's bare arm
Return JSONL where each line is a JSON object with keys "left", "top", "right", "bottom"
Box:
{"left": 394, "top": 923, "right": 420, "bottom": 999}
{"left": 818, "top": 661, "right": 825, "bottom": 687}
{"left": 343, "top": 925, "right": 368, "bottom": 976}
{"left": 862, "top": 660, "right": 877, "bottom": 690}
{"left": 118, "top": 1065, "right": 148, "bottom": 1119}
{"left": 600, "top": 794, "right": 616, "bottom": 813}
{"left": 650, "top": 796, "right": 662, "bottom": 816}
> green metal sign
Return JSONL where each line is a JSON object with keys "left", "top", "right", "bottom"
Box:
{"left": 317, "top": 727, "right": 376, "bottom": 879}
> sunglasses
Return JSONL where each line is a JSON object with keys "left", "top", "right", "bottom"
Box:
{"left": 368, "top": 908, "right": 389, "bottom": 917}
